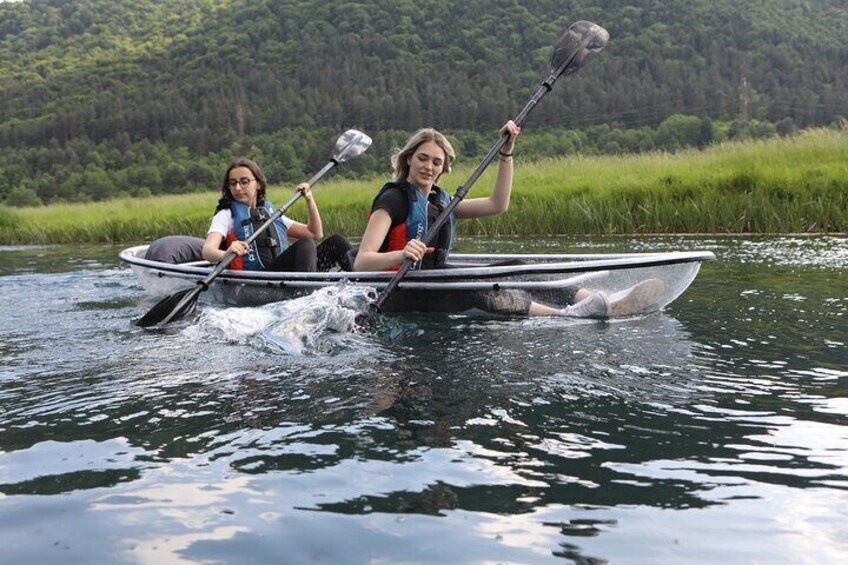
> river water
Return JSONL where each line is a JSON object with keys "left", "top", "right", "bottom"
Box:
{"left": 0, "top": 236, "right": 846, "bottom": 564}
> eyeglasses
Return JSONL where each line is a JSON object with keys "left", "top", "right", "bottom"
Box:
{"left": 227, "top": 177, "right": 256, "bottom": 188}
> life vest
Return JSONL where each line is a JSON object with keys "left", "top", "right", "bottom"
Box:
{"left": 371, "top": 180, "right": 455, "bottom": 270}
{"left": 225, "top": 200, "right": 288, "bottom": 270}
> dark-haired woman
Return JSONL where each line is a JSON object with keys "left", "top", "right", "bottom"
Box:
{"left": 201, "top": 158, "right": 352, "bottom": 272}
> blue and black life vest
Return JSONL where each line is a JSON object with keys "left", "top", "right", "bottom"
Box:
{"left": 372, "top": 179, "right": 455, "bottom": 270}
{"left": 225, "top": 200, "right": 288, "bottom": 270}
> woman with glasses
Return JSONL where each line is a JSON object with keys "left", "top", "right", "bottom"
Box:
{"left": 201, "top": 158, "right": 353, "bottom": 272}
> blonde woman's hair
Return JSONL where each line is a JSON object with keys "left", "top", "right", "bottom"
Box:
{"left": 391, "top": 128, "right": 456, "bottom": 182}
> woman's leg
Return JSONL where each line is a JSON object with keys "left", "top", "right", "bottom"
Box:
{"left": 473, "top": 289, "right": 533, "bottom": 316}
{"left": 267, "top": 238, "right": 318, "bottom": 272}
{"left": 316, "top": 234, "right": 354, "bottom": 271}
{"left": 529, "top": 301, "right": 567, "bottom": 316}
{"left": 475, "top": 286, "right": 588, "bottom": 317}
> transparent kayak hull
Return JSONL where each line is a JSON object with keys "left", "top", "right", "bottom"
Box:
{"left": 120, "top": 245, "right": 715, "bottom": 314}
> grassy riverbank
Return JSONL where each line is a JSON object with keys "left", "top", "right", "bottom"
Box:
{"left": 1, "top": 128, "right": 846, "bottom": 245}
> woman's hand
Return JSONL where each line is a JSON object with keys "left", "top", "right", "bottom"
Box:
{"left": 499, "top": 120, "right": 521, "bottom": 154}
{"left": 290, "top": 181, "right": 324, "bottom": 239}
{"left": 227, "top": 240, "right": 250, "bottom": 256}
{"left": 456, "top": 120, "right": 519, "bottom": 220}
{"left": 297, "top": 182, "right": 313, "bottom": 202}
{"left": 403, "top": 239, "right": 433, "bottom": 262}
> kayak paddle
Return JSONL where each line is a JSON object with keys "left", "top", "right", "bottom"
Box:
{"left": 136, "top": 129, "right": 372, "bottom": 328}
{"left": 370, "top": 20, "right": 608, "bottom": 314}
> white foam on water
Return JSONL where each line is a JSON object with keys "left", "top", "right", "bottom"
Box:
{"left": 184, "top": 284, "right": 377, "bottom": 355}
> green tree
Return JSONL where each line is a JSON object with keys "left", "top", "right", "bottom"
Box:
{"left": 656, "top": 115, "right": 705, "bottom": 151}
{"left": 82, "top": 166, "right": 114, "bottom": 201}
{"left": 5, "top": 186, "right": 42, "bottom": 207}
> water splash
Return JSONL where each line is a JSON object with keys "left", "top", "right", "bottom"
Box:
{"left": 185, "top": 284, "right": 377, "bottom": 355}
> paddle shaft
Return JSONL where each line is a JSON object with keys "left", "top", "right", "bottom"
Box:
{"left": 372, "top": 71, "right": 572, "bottom": 311}
{"left": 156, "top": 160, "right": 338, "bottom": 325}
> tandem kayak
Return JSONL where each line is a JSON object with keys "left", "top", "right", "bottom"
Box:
{"left": 120, "top": 243, "right": 715, "bottom": 315}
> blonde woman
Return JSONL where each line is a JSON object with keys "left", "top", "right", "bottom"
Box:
{"left": 353, "top": 124, "right": 662, "bottom": 317}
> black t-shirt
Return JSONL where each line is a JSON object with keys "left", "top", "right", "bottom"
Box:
{"left": 371, "top": 184, "right": 452, "bottom": 268}
{"left": 372, "top": 187, "right": 446, "bottom": 226}
{"left": 372, "top": 187, "right": 409, "bottom": 227}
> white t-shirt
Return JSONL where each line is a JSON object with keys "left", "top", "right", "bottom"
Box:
{"left": 207, "top": 209, "right": 295, "bottom": 237}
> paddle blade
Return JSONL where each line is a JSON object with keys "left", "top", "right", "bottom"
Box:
{"left": 333, "top": 129, "right": 372, "bottom": 163}
{"left": 353, "top": 302, "right": 382, "bottom": 330}
{"left": 551, "top": 20, "right": 609, "bottom": 78}
{"left": 136, "top": 286, "right": 199, "bottom": 328}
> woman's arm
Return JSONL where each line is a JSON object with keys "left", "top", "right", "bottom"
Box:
{"left": 455, "top": 120, "right": 520, "bottom": 220}
{"left": 202, "top": 210, "right": 249, "bottom": 261}
{"left": 285, "top": 183, "right": 324, "bottom": 240}
{"left": 353, "top": 209, "right": 431, "bottom": 271}
{"left": 202, "top": 232, "right": 249, "bottom": 262}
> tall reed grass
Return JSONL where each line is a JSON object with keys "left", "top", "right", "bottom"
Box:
{"left": 1, "top": 128, "right": 845, "bottom": 245}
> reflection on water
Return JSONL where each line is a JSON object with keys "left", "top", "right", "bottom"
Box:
{"left": 0, "top": 236, "right": 846, "bottom": 564}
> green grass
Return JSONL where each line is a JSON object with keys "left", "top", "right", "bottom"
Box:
{"left": 2, "top": 128, "right": 846, "bottom": 244}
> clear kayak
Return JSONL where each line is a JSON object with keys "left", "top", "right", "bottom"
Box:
{"left": 120, "top": 244, "right": 715, "bottom": 315}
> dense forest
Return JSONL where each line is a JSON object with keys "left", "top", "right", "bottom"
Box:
{"left": 1, "top": 0, "right": 847, "bottom": 206}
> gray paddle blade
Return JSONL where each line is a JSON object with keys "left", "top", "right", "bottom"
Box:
{"left": 551, "top": 21, "right": 609, "bottom": 78}
{"left": 333, "top": 129, "right": 372, "bottom": 163}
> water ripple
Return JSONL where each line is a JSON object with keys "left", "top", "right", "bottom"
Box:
{"left": 2, "top": 239, "right": 847, "bottom": 563}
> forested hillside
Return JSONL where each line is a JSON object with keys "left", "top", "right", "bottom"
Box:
{"left": 1, "top": 0, "right": 847, "bottom": 205}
